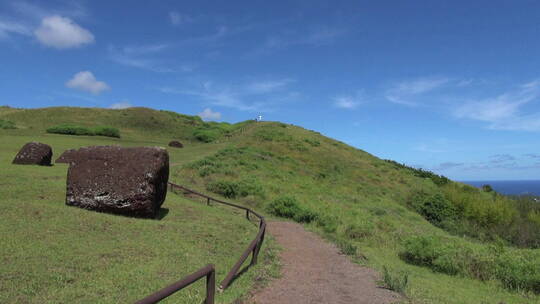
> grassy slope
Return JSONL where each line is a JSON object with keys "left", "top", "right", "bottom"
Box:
{"left": 173, "top": 121, "right": 540, "bottom": 304}
{"left": 0, "top": 108, "right": 279, "bottom": 303}
{"left": 1, "top": 106, "right": 538, "bottom": 304}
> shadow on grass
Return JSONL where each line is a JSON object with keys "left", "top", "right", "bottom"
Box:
{"left": 156, "top": 207, "right": 169, "bottom": 220}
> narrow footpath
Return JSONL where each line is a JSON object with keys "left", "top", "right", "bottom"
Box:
{"left": 248, "top": 221, "right": 400, "bottom": 304}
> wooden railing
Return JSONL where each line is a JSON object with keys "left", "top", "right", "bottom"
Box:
{"left": 135, "top": 182, "right": 266, "bottom": 303}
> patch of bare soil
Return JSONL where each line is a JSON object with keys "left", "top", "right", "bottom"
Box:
{"left": 248, "top": 221, "right": 401, "bottom": 304}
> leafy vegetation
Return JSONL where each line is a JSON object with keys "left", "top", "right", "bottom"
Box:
{"left": 46, "top": 124, "right": 121, "bottom": 138}
{"left": 401, "top": 235, "right": 540, "bottom": 293}
{"left": 266, "top": 196, "right": 317, "bottom": 223}
{"left": 380, "top": 266, "right": 409, "bottom": 295}
{"left": 0, "top": 118, "right": 16, "bottom": 129}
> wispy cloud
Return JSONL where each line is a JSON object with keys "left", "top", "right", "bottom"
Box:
{"left": 108, "top": 44, "right": 187, "bottom": 73}
{"left": 0, "top": 19, "right": 32, "bottom": 38}
{"left": 110, "top": 101, "right": 132, "bottom": 109}
{"left": 333, "top": 93, "right": 364, "bottom": 109}
{"left": 434, "top": 162, "right": 464, "bottom": 170}
{"left": 453, "top": 79, "right": 540, "bottom": 131}
{"left": 385, "top": 77, "right": 450, "bottom": 106}
{"left": 169, "top": 11, "right": 193, "bottom": 26}
{"left": 252, "top": 27, "right": 345, "bottom": 56}
{"left": 159, "top": 78, "right": 298, "bottom": 112}
{"left": 490, "top": 154, "right": 516, "bottom": 164}
{"left": 198, "top": 108, "right": 221, "bottom": 120}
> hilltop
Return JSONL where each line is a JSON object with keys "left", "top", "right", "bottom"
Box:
{"left": 1, "top": 106, "right": 539, "bottom": 304}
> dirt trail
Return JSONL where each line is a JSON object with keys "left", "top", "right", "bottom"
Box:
{"left": 248, "top": 221, "right": 400, "bottom": 304}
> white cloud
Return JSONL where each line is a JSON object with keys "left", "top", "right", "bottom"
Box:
{"left": 65, "top": 71, "right": 110, "bottom": 95}
{"left": 198, "top": 108, "right": 221, "bottom": 120}
{"left": 169, "top": 11, "right": 193, "bottom": 26}
{"left": 254, "top": 27, "right": 345, "bottom": 56}
{"left": 385, "top": 77, "right": 450, "bottom": 106}
{"left": 110, "top": 101, "right": 132, "bottom": 109}
{"left": 34, "top": 15, "right": 94, "bottom": 49}
{"left": 453, "top": 79, "right": 540, "bottom": 131}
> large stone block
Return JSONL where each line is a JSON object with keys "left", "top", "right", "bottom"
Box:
{"left": 12, "top": 142, "right": 52, "bottom": 166}
{"left": 66, "top": 146, "right": 169, "bottom": 218}
{"left": 55, "top": 148, "right": 78, "bottom": 164}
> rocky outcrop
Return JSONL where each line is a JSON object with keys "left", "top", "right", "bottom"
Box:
{"left": 12, "top": 142, "right": 52, "bottom": 166}
{"left": 168, "top": 140, "right": 183, "bottom": 148}
{"left": 66, "top": 146, "right": 169, "bottom": 218}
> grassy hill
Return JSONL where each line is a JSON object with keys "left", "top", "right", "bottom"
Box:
{"left": 0, "top": 107, "right": 278, "bottom": 303}
{"left": 1, "top": 106, "right": 539, "bottom": 303}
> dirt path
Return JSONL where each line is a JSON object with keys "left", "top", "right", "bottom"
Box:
{"left": 248, "top": 221, "right": 400, "bottom": 304}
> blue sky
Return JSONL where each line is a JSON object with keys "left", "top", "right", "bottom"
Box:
{"left": 2, "top": 0, "right": 540, "bottom": 181}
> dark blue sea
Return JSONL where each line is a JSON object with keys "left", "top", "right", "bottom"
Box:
{"left": 462, "top": 180, "right": 540, "bottom": 196}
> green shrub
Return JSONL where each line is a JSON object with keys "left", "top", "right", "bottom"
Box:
{"left": 47, "top": 124, "right": 93, "bottom": 136}
{"left": 0, "top": 119, "right": 16, "bottom": 129}
{"left": 93, "top": 126, "right": 120, "bottom": 138}
{"left": 46, "top": 124, "right": 120, "bottom": 138}
{"left": 409, "top": 191, "right": 457, "bottom": 227}
{"left": 400, "top": 235, "right": 540, "bottom": 293}
{"left": 380, "top": 267, "right": 409, "bottom": 294}
{"left": 267, "top": 196, "right": 317, "bottom": 223}
{"left": 206, "top": 181, "right": 240, "bottom": 198}
{"left": 206, "top": 179, "right": 265, "bottom": 199}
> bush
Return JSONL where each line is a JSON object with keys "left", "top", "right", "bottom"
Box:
{"left": 400, "top": 235, "right": 540, "bottom": 293}
{"left": 0, "top": 119, "right": 16, "bottom": 129}
{"left": 206, "top": 179, "right": 265, "bottom": 199}
{"left": 267, "top": 196, "right": 317, "bottom": 223}
{"left": 93, "top": 126, "right": 120, "bottom": 138}
{"left": 380, "top": 267, "right": 409, "bottom": 294}
{"left": 409, "top": 192, "right": 457, "bottom": 227}
{"left": 206, "top": 181, "right": 240, "bottom": 198}
{"left": 46, "top": 124, "right": 120, "bottom": 138}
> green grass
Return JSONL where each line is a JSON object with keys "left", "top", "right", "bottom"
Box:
{"left": 2, "top": 106, "right": 539, "bottom": 304}
{"left": 0, "top": 124, "right": 278, "bottom": 303}
{"left": 173, "top": 122, "right": 540, "bottom": 303}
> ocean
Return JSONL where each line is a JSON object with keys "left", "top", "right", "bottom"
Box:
{"left": 462, "top": 180, "right": 540, "bottom": 196}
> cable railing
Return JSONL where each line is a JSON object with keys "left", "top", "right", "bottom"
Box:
{"left": 135, "top": 182, "right": 266, "bottom": 303}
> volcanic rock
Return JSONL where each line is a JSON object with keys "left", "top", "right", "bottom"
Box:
{"left": 66, "top": 146, "right": 169, "bottom": 218}
{"left": 55, "top": 148, "right": 78, "bottom": 164}
{"left": 12, "top": 142, "right": 52, "bottom": 166}
{"left": 168, "top": 140, "right": 183, "bottom": 148}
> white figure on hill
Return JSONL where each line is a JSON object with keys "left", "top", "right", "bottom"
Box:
{"left": 257, "top": 115, "right": 263, "bottom": 122}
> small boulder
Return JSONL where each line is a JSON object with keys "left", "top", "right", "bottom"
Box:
{"left": 168, "top": 140, "right": 183, "bottom": 148}
{"left": 12, "top": 142, "right": 52, "bottom": 166}
{"left": 55, "top": 148, "right": 78, "bottom": 164}
{"left": 66, "top": 146, "right": 169, "bottom": 218}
